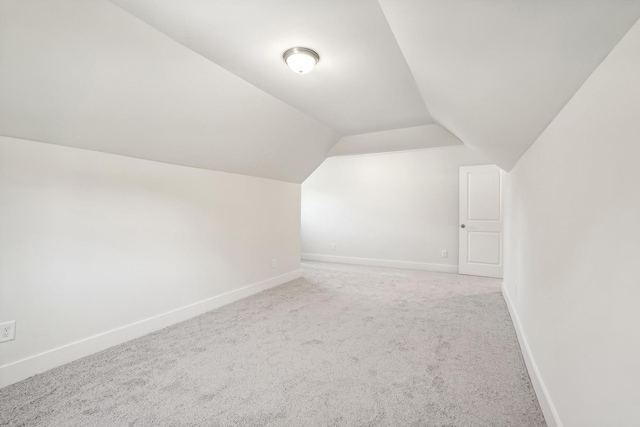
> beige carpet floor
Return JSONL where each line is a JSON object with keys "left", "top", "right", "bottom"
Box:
{"left": 1, "top": 261, "right": 545, "bottom": 426}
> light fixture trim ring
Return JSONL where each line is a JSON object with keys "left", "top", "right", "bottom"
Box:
{"left": 283, "top": 47, "right": 320, "bottom": 64}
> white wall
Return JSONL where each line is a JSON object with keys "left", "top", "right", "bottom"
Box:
{"left": 0, "top": 136, "right": 301, "bottom": 387}
{"left": 301, "top": 146, "right": 487, "bottom": 271}
{"left": 503, "top": 19, "right": 640, "bottom": 427}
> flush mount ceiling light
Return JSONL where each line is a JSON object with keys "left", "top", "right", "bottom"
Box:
{"left": 283, "top": 47, "right": 319, "bottom": 74}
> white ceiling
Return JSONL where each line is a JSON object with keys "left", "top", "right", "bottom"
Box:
{"left": 327, "top": 125, "right": 463, "bottom": 158}
{"left": 0, "top": 0, "right": 338, "bottom": 183}
{"left": 1, "top": 0, "right": 639, "bottom": 181}
{"left": 379, "top": 0, "right": 640, "bottom": 170}
{"left": 108, "top": 0, "right": 433, "bottom": 136}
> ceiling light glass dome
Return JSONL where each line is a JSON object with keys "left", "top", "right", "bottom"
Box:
{"left": 283, "top": 47, "right": 319, "bottom": 74}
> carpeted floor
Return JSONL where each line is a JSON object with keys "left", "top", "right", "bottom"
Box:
{"left": 1, "top": 262, "right": 545, "bottom": 426}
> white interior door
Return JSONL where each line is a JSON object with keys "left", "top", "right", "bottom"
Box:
{"left": 459, "top": 165, "right": 503, "bottom": 278}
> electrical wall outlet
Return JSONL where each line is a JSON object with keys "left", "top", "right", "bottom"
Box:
{"left": 0, "top": 321, "right": 15, "bottom": 343}
{"left": 331, "top": 243, "right": 336, "bottom": 251}
{"left": 271, "top": 258, "right": 277, "bottom": 269}
{"left": 441, "top": 250, "right": 448, "bottom": 258}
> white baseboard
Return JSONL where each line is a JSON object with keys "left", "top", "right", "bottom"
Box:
{"left": 301, "top": 253, "right": 458, "bottom": 273}
{"left": 0, "top": 270, "right": 301, "bottom": 389}
{"left": 502, "top": 283, "right": 562, "bottom": 427}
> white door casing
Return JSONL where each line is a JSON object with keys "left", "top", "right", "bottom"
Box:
{"left": 459, "top": 165, "right": 503, "bottom": 278}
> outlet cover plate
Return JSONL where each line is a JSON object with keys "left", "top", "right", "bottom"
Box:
{"left": 0, "top": 320, "right": 16, "bottom": 343}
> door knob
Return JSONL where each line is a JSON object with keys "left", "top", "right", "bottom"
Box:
{"left": 460, "top": 224, "right": 466, "bottom": 228}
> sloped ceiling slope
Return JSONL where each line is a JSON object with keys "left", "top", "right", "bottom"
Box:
{"left": 0, "top": 0, "right": 339, "bottom": 183}
{"left": 379, "top": 0, "right": 640, "bottom": 170}
{"left": 328, "top": 125, "right": 464, "bottom": 158}
{"left": 108, "top": 0, "right": 433, "bottom": 136}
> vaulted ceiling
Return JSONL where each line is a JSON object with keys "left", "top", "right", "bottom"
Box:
{"left": 379, "top": 0, "right": 640, "bottom": 170}
{"left": 1, "top": 0, "right": 639, "bottom": 182}
{"left": 109, "top": 0, "right": 434, "bottom": 136}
